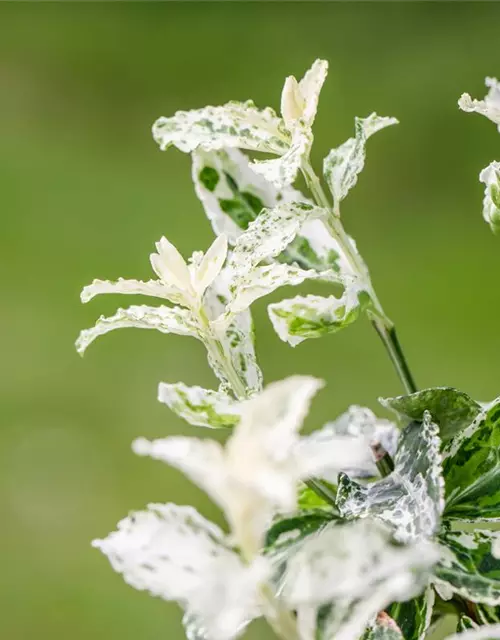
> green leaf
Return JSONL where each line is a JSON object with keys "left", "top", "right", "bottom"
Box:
{"left": 268, "top": 286, "right": 364, "bottom": 347}
{"left": 442, "top": 398, "right": 500, "bottom": 521}
{"left": 298, "top": 484, "right": 335, "bottom": 510}
{"left": 436, "top": 530, "right": 500, "bottom": 605}
{"left": 157, "top": 382, "right": 240, "bottom": 429}
{"left": 192, "top": 148, "right": 351, "bottom": 274}
{"left": 364, "top": 613, "right": 405, "bottom": 640}
{"left": 323, "top": 113, "right": 398, "bottom": 206}
{"left": 337, "top": 414, "right": 444, "bottom": 543}
{"left": 457, "top": 615, "right": 479, "bottom": 632}
{"left": 387, "top": 588, "right": 435, "bottom": 640}
{"left": 380, "top": 387, "right": 481, "bottom": 442}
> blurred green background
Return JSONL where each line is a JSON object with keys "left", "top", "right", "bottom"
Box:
{"left": 2, "top": 2, "right": 500, "bottom": 639}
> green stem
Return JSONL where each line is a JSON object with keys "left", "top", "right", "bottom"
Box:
{"left": 301, "top": 160, "right": 417, "bottom": 395}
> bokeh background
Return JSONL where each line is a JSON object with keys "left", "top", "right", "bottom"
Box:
{"left": 2, "top": 2, "right": 500, "bottom": 639}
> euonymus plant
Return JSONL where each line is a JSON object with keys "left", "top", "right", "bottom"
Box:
{"left": 77, "top": 61, "right": 500, "bottom": 640}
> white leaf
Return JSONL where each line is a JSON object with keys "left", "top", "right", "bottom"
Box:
{"left": 224, "top": 263, "right": 337, "bottom": 319}
{"left": 479, "top": 161, "right": 500, "bottom": 234}
{"left": 337, "top": 412, "right": 445, "bottom": 543}
{"left": 459, "top": 78, "right": 500, "bottom": 131}
{"left": 194, "top": 234, "right": 228, "bottom": 296}
{"left": 268, "top": 285, "right": 362, "bottom": 347}
{"left": 158, "top": 382, "right": 240, "bottom": 429}
{"left": 251, "top": 125, "right": 312, "bottom": 188}
{"left": 298, "top": 59, "right": 328, "bottom": 126}
{"left": 152, "top": 101, "right": 289, "bottom": 154}
{"left": 311, "top": 405, "right": 399, "bottom": 480}
{"left": 76, "top": 304, "right": 200, "bottom": 355}
{"left": 283, "top": 519, "right": 439, "bottom": 607}
{"left": 204, "top": 266, "right": 263, "bottom": 394}
{"left": 281, "top": 76, "right": 306, "bottom": 128}
{"left": 324, "top": 113, "right": 398, "bottom": 205}
{"left": 150, "top": 236, "right": 193, "bottom": 293}
{"left": 93, "top": 503, "right": 268, "bottom": 640}
{"left": 80, "top": 278, "right": 182, "bottom": 304}
{"left": 227, "top": 202, "right": 324, "bottom": 278}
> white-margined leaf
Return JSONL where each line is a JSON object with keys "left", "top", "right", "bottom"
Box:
{"left": 386, "top": 588, "right": 435, "bottom": 640}
{"left": 192, "top": 147, "right": 353, "bottom": 275}
{"left": 442, "top": 623, "right": 500, "bottom": 640}
{"left": 268, "top": 285, "right": 363, "bottom": 347}
{"left": 337, "top": 413, "right": 445, "bottom": 543}
{"left": 480, "top": 162, "right": 500, "bottom": 234}
{"left": 152, "top": 101, "right": 289, "bottom": 154}
{"left": 158, "top": 382, "right": 240, "bottom": 429}
{"left": 76, "top": 305, "right": 201, "bottom": 355}
{"left": 93, "top": 503, "right": 269, "bottom": 640}
{"left": 436, "top": 529, "right": 500, "bottom": 605}
{"left": 323, "top": 113, "right": 398, "bottom": 206}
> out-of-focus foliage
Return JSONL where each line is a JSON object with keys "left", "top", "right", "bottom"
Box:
{"left": 2, "top": 3, "right": 500, "bottom": 640}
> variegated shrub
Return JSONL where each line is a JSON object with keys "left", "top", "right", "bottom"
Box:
{"left": 77, "top": 60, "right": 500, "bottom": 640}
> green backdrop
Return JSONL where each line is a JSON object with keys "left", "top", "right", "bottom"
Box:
{"left": 2, "top": 3, "right": 500, "bottom": 639}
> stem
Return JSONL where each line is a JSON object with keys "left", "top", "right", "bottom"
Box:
{"left": 301, "top": 160, "right": 417, "bottom": 395}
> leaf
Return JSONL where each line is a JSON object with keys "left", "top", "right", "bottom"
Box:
{"left": 457, "top": 616, "right": 479, "bottom": 633}
{"left": 443, "top": 623, "right": 500, "bottom": 640}
{"left": 364, "top": 612, "right": 405, "bottom": 640}
{"left": 227, "top": 201, "right": 324, "bottom": 277}
{"left": 283, "top": 519, "right": 439, "bottom": 608}
{"left": 442, "top": 397, "right": 500, "bottom": 521}
{"left": 458, "top": 77, "right": 500, "bottom": 131}
{"left": 323, "top": 113, "right": 398, "bottom": 206}
{"left": 204, "top": 267, "right": 263, "bottom": 394}
{"left": 387, "top": 588, "right": 435, "bottom": 640}
{"left": 152, "top": 100, "right": 289, "bottom": 155}
{"left": 436, "top": 530, "right": 500, "bottom": 605}
{"left": 307, "top": 405, "right": 399, "bottom": 480}
{"left": 225, "top": 262, "right": 338, "bottom": 318}
{"left": 80, "top": 278, "right": 182, "bottom": 304}
{"left": 93, "top": 503, "right": 268, "bottom": 640}
{"left": 480, "top": 162, "right": 500, "bottom": 235}
{"left": 157, "top": 382, "right": 240, "bottom": 429}
{"left": 337, "top": 414, "right": 445, "bottom": 543}
{"left": 76, "top": 304, "right": 201, "bottom": 355}
{"left": 268, "top": 285, "right": 363, "bottom": 347}
{"left": 380, "top": 387, "right": 481, "bottom": 443}
{"left": 192, "top": 147, "right": 347, "bottom": 274}
{"left": 298, "top": 484, "right": 334, "bottom": 510}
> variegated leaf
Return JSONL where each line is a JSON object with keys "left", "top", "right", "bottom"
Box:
{"left": 387, "top": 588, "right": 435, "bottom": 640}
{"left": 152, "top": 101, "right": 289, "bottom": 155}
{"left": 436, "top": 530, "right": 500, "bottom": 605}
{"left": 337, "top": 414, "right": 444, "bottom": 543}
{"left": 380, "top": 387, "right": 481, "bottom": 443}
{"left": 192, "top": 147, "right": 348, "bottom": 274}
{"left": 81, "top": 277, "right": 182, "bottom": 305}
{"left": 268, "top": 285, "right": 363, "bottom": 347}
{"left": 480, "top": 162, "right": 500, "bottom": 235}
{"left": 442, "top": 397, "right": 500, "bottom": 521}
{"left": 204, "top": 267, "right": 263, "bottom": 394}
{"left": 76, "top": 304, "right": 201, "bottom": 355}
{"left": 324, "top": 113, "right": 398, "bottom": 206}
{"left": 157, "top": 382, "right": 240, "bottom": 429}
{"left": 443, "top": 623, "right": 500, "bottom": 640}
{"left": 457, "top": 616, "right": 479, "bottom": 633}
{"left": 93, "top": 503, "right": 268, "bottom": 640}
{"left": 459, "top": 78, "right": 500, "bottom": 131}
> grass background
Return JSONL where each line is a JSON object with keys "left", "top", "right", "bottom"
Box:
{"left": 1, "top": 3, "right": 500, "bottom": 639}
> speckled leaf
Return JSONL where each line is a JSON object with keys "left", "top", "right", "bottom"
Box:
{"left": 480, "top": 162, "right": 500, "bottom": 235}
{"left": 157, "top": 382, "right": 240, "bottom": 429}
{"left": 81, "top": 277, "right": 182, "bottom": 304}
{"left": 436, "top": 530, "right": 500, "bottom": 605}
{"left": 324, "top": 113, "right": 398, "bottom": 206}
{"left": 204, "top": 267, "right": 263, "bottom": 394}
{"left": 337, "top": 414, "right": 444, "bottom": 543}
{"left": 387, "top": 588, "right": 435, "bottom": 640}
{"left": 380, "top": 387, "right": 481, "bottom": 443}
{"left": 268, "top": 285, "right": 363, "bottom": 347}
{"left": 442, "top": 397, "right": 500, "bottom": 521}
{"left": 152, "top": 101, "right": 289, "bottom": 155}
{"left": 192, "top": 147, "right": 349, "bottom": 274}
{"left": 76, "top": 304, "right": 201, "bottom": 355}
